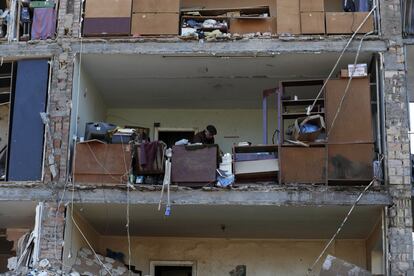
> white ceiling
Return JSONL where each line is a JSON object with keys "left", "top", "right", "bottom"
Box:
{"left": 75, "top": 203, "right": 382, "bottom": 239}
{"left": 80, "top": 53, "right": 374, "bottom": 109}
{"left": 0, "top": 201, "right": 36, "bottom": 229}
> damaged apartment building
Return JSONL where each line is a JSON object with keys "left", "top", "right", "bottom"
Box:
{"left": 0, "top": 0, "right": 413, "bottom": 275}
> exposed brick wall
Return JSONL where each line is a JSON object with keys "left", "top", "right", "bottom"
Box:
{"left": 38, "top": 203, "right": 66, "bottom": 268}
{"left": 43, "top": 46, "right": 75, "bottom": 183}
{"left": 380, "top": 0, "right": 414, "bottom": 274}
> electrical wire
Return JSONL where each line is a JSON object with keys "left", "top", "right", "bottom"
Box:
{"left": 327, "top": 31, "right": 373, "bottom": 137}
{"left": 70, "top": 156, "right": 114, "bottom": 276}
{"left": 86, "top": 142, "right": 128, "bottom": 182}
{"left": 306, "top": 5, "right": 377, "bottom": 115}
{"left": 120, "top": 138, "right": 132, "bottom": 276}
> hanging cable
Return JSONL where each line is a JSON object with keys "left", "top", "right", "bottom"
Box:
{"left": 306, "top": 156, "right": 383, "bottom": 274}
{"left": 327, "top": 31, "right": 373, "bottom": 137}
{"left": 306, "top": 5, "right": 377, "bottom": 116}
{"left": 70, "top": 175, "right": 114, "bottom": 275}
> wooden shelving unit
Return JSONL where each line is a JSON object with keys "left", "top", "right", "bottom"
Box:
{"left": 277, "top": 78, "right": 375, "bottom": 185}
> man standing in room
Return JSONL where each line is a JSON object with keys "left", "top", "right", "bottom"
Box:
{"left": 193, "top": 125, "right": 217, "bottom": 144}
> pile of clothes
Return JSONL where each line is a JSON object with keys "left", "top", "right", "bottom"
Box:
{"left": 181, "top": 18, "right": 230, "bottom": 40}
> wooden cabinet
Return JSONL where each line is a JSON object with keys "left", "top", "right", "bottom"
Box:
{"left": 325, "top": 78, "right": 373, "bottom": 144}
{"left": 278, "top": 77, "right": 375, "bottom": 185}
{"left": 171, "top": 145, "right": 218, "bottom": 186}
{"left": 281, "top": 146, "right": 325, "bottom": 183}
{"left": 328, "top": 144, "right": 374, "bottom": 181}
{"left": 74, "top": 140, "right": 132, "bottom": 184}
{"left": 280, "top": 80, "right": 326, "bottom": 145}
{"left": 83, "top": 0, "right": 132, "bottom": 36}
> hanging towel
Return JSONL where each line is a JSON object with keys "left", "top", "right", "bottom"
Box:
{"left": 139, "top": 141, "right": 159, "bottom": 170}
{"left": 31, "top": 8, "right": 56, "bottom": 40}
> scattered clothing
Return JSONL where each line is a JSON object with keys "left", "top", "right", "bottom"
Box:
{"left": 139, "top": 141, "right": 159, "bottom": 169}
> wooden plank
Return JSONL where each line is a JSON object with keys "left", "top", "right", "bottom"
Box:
{"left": 133, "top": 0, "right": 180, "bottom": 13}
{"left": 277, "top": 0, "right": 300, "bottom": 34}
{"left": 131, "top": 13, "right": 179, "bottom": 35}
{"left": 84, "top": 0, "right": 132, "bottom": 18}
{"left": 301, "top": 12, "right": 325, "bottom": 34}
{"left": 326, "top": 12, "right": 374, "bottom": 34}
{"left": 83, "top": 17, "right": 131, "bottom": 36}
{"left": 325, "top": 78, "right": 374, "bottom": 144}
{"left": 300, "top": 0, "right": 324, "bottom": 12}
{"left": 281, "top": 146, "right": 326, "bottom": 183}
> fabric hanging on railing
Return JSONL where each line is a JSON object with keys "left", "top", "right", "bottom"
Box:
{"left": 31, "top": 8, "right": 56, "bottom": 40}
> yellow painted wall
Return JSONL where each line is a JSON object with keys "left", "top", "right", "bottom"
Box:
{"left": 97, "top": 236, "right": 367, "bottom": 276}
{"left": 71, "top": 60, "right": 107, "bottom": 139}
{"left": 62, "top": 208, "right": 100, "bottom": 272}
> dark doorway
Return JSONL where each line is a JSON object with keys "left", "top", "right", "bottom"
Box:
{"left": 157, "top": 131, "right": 195, "bottom": 148}
{"left": 154, "top": 265, "right": 192, "bottom": 276}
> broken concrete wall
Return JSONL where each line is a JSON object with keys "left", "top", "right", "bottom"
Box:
{"left": 43, "top": 50, "right": 76, "bottom": 183}
{"left": 379, "top": 0, "right": 414, "bottom": 274}
{"left": 97, "top": 236, "right": 368, "bottom": 276}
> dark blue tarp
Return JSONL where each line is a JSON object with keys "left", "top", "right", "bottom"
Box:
{"left": 8, "top": 59, "right": 49, "bottom": 181}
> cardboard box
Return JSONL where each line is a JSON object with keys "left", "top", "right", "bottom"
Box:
{"left": 292, "top": 115, "right": 325, "bottom": 142}
{"left": 132, "top": 0, "right": 180, "bottom": 13}
{"left": 277, "top": 0, "right": 300, "bottom": 34}
{"left": 326, "top": 12, "right": 374, "bottom": 34}
{"left": 300, "top": 0, "right": 324, "bottom": 12}
{"left": 301, "top": 12, "right": 325, "bottom": 34}
{"left": 85, "top": 0, "right": 132, "bottom": 18}
{"left": 131, "top": 13, "right": 179, "bottom": 35}
{"left": 229, "top": 17, "right": 276, "bottom": 34}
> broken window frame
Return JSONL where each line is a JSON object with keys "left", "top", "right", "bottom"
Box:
{"left": 0, "top": 59, "right": 51, "bottom": 182}
{"left": 403, "top": 0, "right": 414, "bottom": 36}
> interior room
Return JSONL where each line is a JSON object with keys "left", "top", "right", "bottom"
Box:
{"left": 0, "top": 201, "right": 36, "bottom": 273}
{"left": 63, "top": 203, "right": 385, "bottom": 275}
{"left": 71, "top": 52, "right": 382, "bottom": 186}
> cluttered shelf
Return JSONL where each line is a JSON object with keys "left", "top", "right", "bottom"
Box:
{"left": 81, "top": 0, "right": 376, "bottom": 38}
